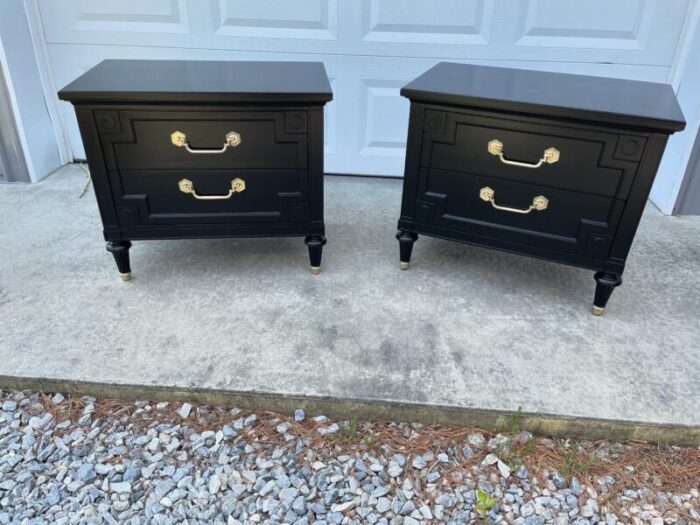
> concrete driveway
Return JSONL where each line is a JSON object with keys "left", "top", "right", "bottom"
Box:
{"left": 1, "top": 165, "right": 698, "bottom": 444}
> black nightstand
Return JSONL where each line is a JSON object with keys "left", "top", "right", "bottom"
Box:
{"left": 397, "top": 63, "right": 685, "bottom": 315}
{"left": 59, "top": 60, "right": 332, "bottom": 279}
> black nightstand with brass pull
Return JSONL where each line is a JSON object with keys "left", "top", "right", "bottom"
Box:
{"left": 397, "top": 62, "right": 685, "bottom": 315}
{"left": 59, "top": 60, "right": 332, "bottom": 279}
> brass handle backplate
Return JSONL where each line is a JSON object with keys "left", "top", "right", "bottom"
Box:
{"left": 488, "top": 139, "right": 559, "bottom": 168}
{"left": 178, "top": 178, "right": 245, "bottom": 200}
{"left": 479, "top": 186, "right": 548, "bottom": 214}
{"left": 171, "top": 130, "right": 241, "bottom": 154}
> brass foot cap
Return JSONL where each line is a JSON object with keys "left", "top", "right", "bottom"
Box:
{"left": 592, "top": 305, "right": 605, "bottom": 316}
{"left": 310, "top": 266, "right": 321, "bottom": 275}
{"left": 119, "top": 272, "right": 132, "bottom": 282}
{"left": 400, "top": 261, "right": 409, "bottom": 270}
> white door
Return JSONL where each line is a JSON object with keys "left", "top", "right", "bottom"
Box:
{"left": 38, "top": 0, "right": 689, "bottom": 177}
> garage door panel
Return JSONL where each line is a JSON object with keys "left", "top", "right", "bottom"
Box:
{"left": 324, "top": 77, "right": 338, "bottom": 156}
{"left": 39, "top": 0, "right": 190, "bottom": 37}
{"left": 516, "top": 0, "right": 652, "bottom": 45}
{"left": 361, "top": 0, "right": 493, "bottom": 45}
{"left": 213, "top": 0, "right": 338, "bottom": 40}
{"left": 506, "top": 0, "right": 688, "bottom": 64}
{"left": 358, "top": 79, "right": 409, "bottom": 158}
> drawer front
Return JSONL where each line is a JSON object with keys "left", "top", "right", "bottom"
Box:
{"left": 421, "top": 110, "right": 646, "bottom": 199}
{"left": 99, "top": 110, "right": 308, "bottom": 171}
{"left": 113, "top": 169, "right": 310, "bottom": 226}
{"left": 414, "top": 168, "right": 624, "bottom": 258}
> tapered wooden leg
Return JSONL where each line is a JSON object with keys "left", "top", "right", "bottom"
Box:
{"left": 593, "top": 271, "right": 622, "bottom": 316}
{"left": 106, "top": 241, "right": 132, "bottom": 281}
{"left": 304, "top": 235, "right": 326, "bottom": 274}
{"left": 396, "top": 230, "right": 418, "bottom": 270}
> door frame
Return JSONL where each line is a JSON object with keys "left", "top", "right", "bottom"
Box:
{"left": 0, "top": 35, "right": 31, "bottom": 182}
{"left": 24, "top": 0, "right": 72, "bottom": 165}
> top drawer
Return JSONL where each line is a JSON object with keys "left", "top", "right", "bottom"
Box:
{"left": 420, "top": 109, "right": 646, "bottom": 199}
{"left": 98, "top": 110, "right": 308, "bottom": 171}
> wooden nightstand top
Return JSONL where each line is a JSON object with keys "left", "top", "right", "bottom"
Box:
{"left": 58, "top": 59, "right": 333, "bottom": 105}
{"left": 401, "top": 62, "right": 685, "bottom": 132}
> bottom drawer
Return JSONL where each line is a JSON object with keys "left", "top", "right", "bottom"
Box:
{"left": 114, "top": 169, "right": 310, "bottom": 225}
{"left": 414, "top": 169, "right": 624, "bottom": 258}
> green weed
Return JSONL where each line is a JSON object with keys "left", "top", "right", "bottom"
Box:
{"left": 475, "top": 488, "right": 497, "bottom": 517}
{"left": 505, "top": 406, "right": 525, "bottom": 434}
{"left": 559, "top": 447, "right": 597, "bottom": 475}
{"left": 343, "top": 416, "right": 359, "bottom": 438}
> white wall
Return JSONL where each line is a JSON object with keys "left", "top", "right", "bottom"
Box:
{"left": 0, "top": 1, "right": 62, "bottom": 182}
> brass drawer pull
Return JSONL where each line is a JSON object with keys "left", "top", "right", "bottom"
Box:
{"left": 178, "top": 178, "right": 245, "bottom": 200}
{"left": 479, "top": 186, "right": 548, "bottom": 214}
{"left": 171, "top": 130, "right": 241, "bottom": 154}
{"left": 488, "top": 139, "right": 560, "bottom": 168}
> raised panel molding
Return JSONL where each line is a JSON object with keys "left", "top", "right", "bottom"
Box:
{"left": 324, "top": 78, "right": 338, "bottom": 155}
{"left": 515, "top": 0, "right": 654, "bottom": 49}
{"left": 361, "top": 0, "right": 492, "bottom": 45}
{"left": 359, "top": 79, "right": 410, "bottom": 157}
{"left": 214, "top": 0, "right": 338, "bottom": 40}
{"left": 67, "top": 0, "right": 189, "bottom": 34}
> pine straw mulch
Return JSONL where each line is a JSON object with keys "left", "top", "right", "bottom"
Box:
{"left": 9, "top": 391, "right": 700, "bottom": 519}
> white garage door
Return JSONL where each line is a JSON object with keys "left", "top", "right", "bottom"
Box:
{"left": 40, "top": 0, "right": 690, "bottom": 176}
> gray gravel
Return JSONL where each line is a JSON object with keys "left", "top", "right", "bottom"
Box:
{"left": 0, "top": 390, "right": 697, "bottom": 524}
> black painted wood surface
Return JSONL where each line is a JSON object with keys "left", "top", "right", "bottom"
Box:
{"left": 402, "top": 62, "right": 685, "bottom": 132}
{"left": 59, "top": 60, "right": 332, "bottom": 276}
{"left": 112, "top": 111, "right": 307, "bottom": 171}
{"left": 398, "top": 63, "right": 685, "bottom": 314}
{"left": 422, "top": 109, "right": 640, "bottom": 199}
{"left": 58, "top": 60, "right": 333, "bottom": 104}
